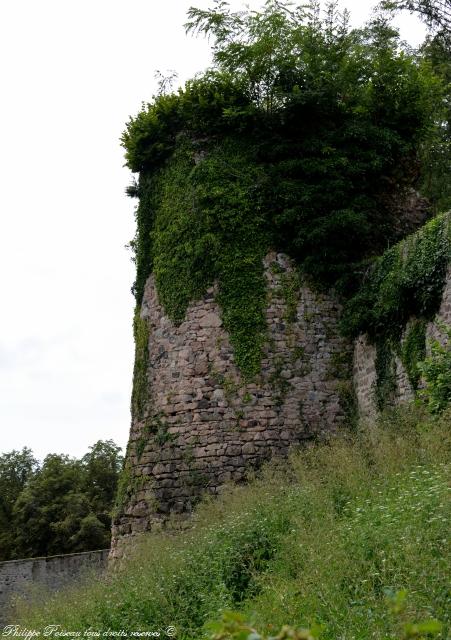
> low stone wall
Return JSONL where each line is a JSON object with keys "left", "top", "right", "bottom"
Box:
{"left": 111, "top": 252, "right": 353, "bottom": 555}
{"left": 0, "top": 549, "right": 109, "bottom": 623}
{"left": 353, "top": 268, "right": 451, "bottom": 418}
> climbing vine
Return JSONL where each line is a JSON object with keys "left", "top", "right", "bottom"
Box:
{"left": 122, "top": 2, "right": 446, "bottom": 379}
{"left": 401, "top": 319, "right": 427, "bottom": 391}
{"left": 419, "top": 323, "right": 451, "bottom": 413}
{"left": 342, "top": 213, "right": 451, "bottom": 340}
{"left": 374, "top": 337, "right": 398, "bottom": 412}
{"left": 131, "top": 308, "right": 150, "bottom": 421}
{"left": 136, "top": 137, "right": 268, "bottom": 379}
{"left": 343, "top": 212, "right": 451, "bottom": 407}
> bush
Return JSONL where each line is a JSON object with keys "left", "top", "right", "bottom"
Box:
{"left": 419, "top": 323, "right": 451, "bottom": 413}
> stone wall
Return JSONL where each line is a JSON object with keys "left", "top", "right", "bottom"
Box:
{"left": 353, "top": 268, "right": 451, "bottom": 418}
{"left": 111, "top": 253, "right": 353, "bottom": 555}
{"left": 0, "top": 549, "right": 109, "bottom": 623}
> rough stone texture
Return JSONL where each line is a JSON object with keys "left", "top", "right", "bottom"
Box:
{"left": 395, "top": 352, "right": 415, "bottom": 404}
{"left": 353, "top": 335, "right": 378, "bottom": 419}
{"left": 426, "top": 269, "right": 451, "bottom": 345}
{"left": 0, "top": 549, "right": 109, "bottom": 623}
{"left": 111, "top": 252, "right": 353, "bottom": 555}
{"left": 353, "top": 268, "right": 451, "bottom": 418}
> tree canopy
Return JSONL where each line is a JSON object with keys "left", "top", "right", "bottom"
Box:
{"left": 0, "top": 448, "right": 38, "bottom": 560}
{"left": 121, "top": 0, "right": 450, "bottom": 377}
{"left": 0, "top": 441, "right": 123, "bottom": 561}
{"left": 381, "top": 0, "right": 451, "bottom": 34}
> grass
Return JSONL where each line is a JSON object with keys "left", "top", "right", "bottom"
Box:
{"left": 11, "top": 405, "right": 450, "bottom": 639}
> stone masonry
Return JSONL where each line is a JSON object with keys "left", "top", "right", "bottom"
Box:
{"left": 111, "top": 252, "right": 353, "bottom": 555}
{"left": 0, "top": 549, "right": 109, "bottom": 624}
{"left": 353, "top": 268, "right": 451, "bottom": 418}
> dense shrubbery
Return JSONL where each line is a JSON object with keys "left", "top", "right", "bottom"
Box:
{"left": 122, "top": 1, "right": 448, "bottom": 377}
{"left": 12, "top": 406, "right": 450, "bottom": 638}
{"left": 0, "top": 440, "right": 123, "bottom": 561}
{"left": 208, "top": 606, "right": 443, "bottom": 639}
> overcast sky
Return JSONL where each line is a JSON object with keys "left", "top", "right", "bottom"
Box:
{"left": 0, "top": 1, "right": 425, "bottom": 461}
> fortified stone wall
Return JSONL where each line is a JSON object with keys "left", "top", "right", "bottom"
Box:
{"left": 353, "top": 268, "right": 451, "bottom": 418}
{"left": 0, "top": 549, "right": 109, "bottom": 623}
{"left": 111, "top": 253, "right": 353, "bottom": 555}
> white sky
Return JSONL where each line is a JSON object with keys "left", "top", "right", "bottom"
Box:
{"left": 0, "top": 1, "right": 425, "bottom": 462}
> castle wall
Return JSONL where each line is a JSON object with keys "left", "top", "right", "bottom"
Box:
{"left": 111, "top": 253, "right": 353, "bottom": 555}
{"left": 0, "top": 549, "right": 109, "bottom": 623}
{"left": 353, "top": 268, "right": 451, "bottom": 418}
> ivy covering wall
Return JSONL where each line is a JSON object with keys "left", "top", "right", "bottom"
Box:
{"left": 122, "top": 1, "right": 449, "bottom": 384}
{"left": 343, "top": 212, "right": 451, "bottom": 408}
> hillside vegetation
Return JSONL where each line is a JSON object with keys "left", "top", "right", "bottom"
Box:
{"left": 13, "top": 406, "right": 450, "bottom": 639}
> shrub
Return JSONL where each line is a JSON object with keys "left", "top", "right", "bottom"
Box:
{"left": 419, "top": 323, "right": 451, "bottom": 413}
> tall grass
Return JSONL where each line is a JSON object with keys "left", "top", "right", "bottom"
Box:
{"left": 12, "top": 406, "right": 450, "bottom": 639}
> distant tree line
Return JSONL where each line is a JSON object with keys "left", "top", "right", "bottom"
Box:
{"left": 0, "top": 440, "right": 123, "bottom": 561}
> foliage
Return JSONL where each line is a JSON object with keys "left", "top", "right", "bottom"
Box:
{"left": 0, "top": 448, "right": 38, "bottom": 561}
{"left": 380, "top": 0, "right": 451, "bottom": 34}
{"left": 206, "top": 610, "right": 321, "bottom": 639}
{"left": 419, "top": 31, "right": 451, "bottom": 214}
{"left": 0, "top": 441, "right": 122, "bottom": 560}
{"left": 112, "top": 457, "right": 135, "bottom": 520}
{"left": 418, "top": 323, "right": 451, "bottom": 412}
{"left": 122, "top": 72, "right": 253, "bottom": 175}
{"left": 342, "top": 212, "right": 451, "bottom": 339}
{"left": 131, "top": 307, "right": 150, "bottom": 420}
{"left": 207, "top": 606, "right": 443, "bottom": 640}
{"left": 381, "top": 0, "right": 451, "bottom": 215}
{"left": 81, "top": 440, "right": 123, "bottom": 518}
{"left": 13, "top": 406, "right": 450, "bottom": 639}
{"left": 13, "top": 454, "right": 92, "bottom": 557}
{"left": 374, "top": 337, "right": 398, "bottom": 411}
{"left": 401, "top": 318, "right": 427, "bottom": 390}
{"left": 137, "top": 138, "right": 268, "bottom": 378}
{"left": 342, "top": 212, "right": 451, "bottom": 409}
{"left": 122, "top": 1, "right": 447, "bottom": 376}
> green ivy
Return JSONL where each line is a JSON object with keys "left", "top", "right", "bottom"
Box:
{"left": 122, "top": 3, "right": 447, "bottom": 380}
{"left": 131, "top": 307, "right": 150, "bottom": 421}
{"left": 136, "top": 137, "right": 268, "bottom": 379}
{"left": 374, "top": 337, "right": 398, "bottom": 412}
{"left": 342, "top": 212, "right": 451, "bottom": 340}
{"left": 112, "top": 457, "right": 133, "bottom": 519}
{"left": 342, "top": 212, "right": 451, "bottom": 410}
{"left": 401, "top": 319, "right": 427, "bottom": 391}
